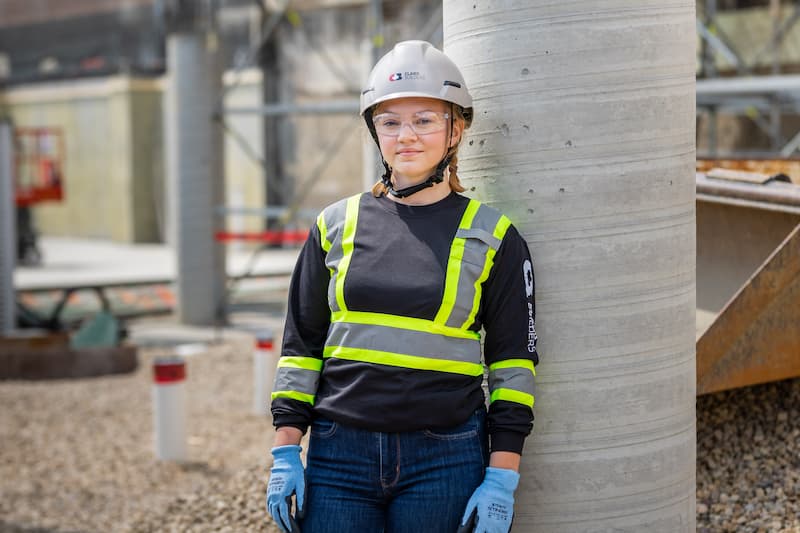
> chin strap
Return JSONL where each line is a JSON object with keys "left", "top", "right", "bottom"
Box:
{"left": 382, "top": 156, "right": 451, "bottom": 198}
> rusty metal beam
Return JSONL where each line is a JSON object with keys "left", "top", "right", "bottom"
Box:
{"left": 697, "top": 223, "right": 800, "bottom": 395}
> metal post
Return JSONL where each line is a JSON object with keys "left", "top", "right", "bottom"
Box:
{"left": 771, "top": 0, "right": 783, "bottom": 151}
{"left": 0, "top": 121, "right": 15, "bottom": 334}
{"left": 704, "top": 0, "right": 718, "bottom": 77}
{"left": 259, "top": 23, "right": 287, "bottom": 237}
{"left": 771, "top": 0, "right": 782, "bottom": 76}
{"left": 709, "top": 106, "right": 718, "bottom": 157}
{"left": 165, "top": 30, "right": 227, "bottom": 325}
{"left": 362, "top": 0, "right": 384, "bottom": 191}
{"left": 444, "top": 1, "right": 696, "bottom": 530}
{"left": 370, "top": 0, "right": 384, "bottom": 66}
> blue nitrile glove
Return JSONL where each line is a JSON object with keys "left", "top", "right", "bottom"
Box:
{"left": 458, "top": 467, "right": 520, "bottom": 533}
{"left": 266, "top": 445, "right": 305, "bottom": 533}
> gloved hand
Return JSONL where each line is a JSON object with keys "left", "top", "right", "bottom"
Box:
{"left": 266, "top": 444, "right": 305, "bottom": 533}
{"left": 457, "top": 466, "right": 520, "bottom": 533}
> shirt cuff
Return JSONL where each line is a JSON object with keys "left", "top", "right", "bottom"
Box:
{"left": 490, "top": 430, "right": 526, "bottom": 455}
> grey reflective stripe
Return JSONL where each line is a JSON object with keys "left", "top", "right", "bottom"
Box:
{"left": 488, "top": 366, "right": 535, "bottom": 396}
{"left": 322, "top": 198, "right": 351, "bottom": 313}
{"left": 326, "top": 321, "right": 481, "bottom": 364}
{"left": 455, "top": 227, "right": 502, "bottom": 250}
{"left": 273, "top": 366, "right": 320, "bottom": 397}
{"left": 445, "top": 203, "right": 505, "bottom": 329}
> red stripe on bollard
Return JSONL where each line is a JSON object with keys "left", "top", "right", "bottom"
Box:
{"left": 256, "top": 339, "right": 273, "bottom": 350}
{"left": 153, "top": 358, "right": 186, "bottom": 384}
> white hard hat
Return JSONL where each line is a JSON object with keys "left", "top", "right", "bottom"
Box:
{"left": 360, "top": 40, "right": 473, "bottom": 125}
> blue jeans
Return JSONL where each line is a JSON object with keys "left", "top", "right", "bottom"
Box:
{"left": 299, "top": 408, "right": 489, "bottom": 533}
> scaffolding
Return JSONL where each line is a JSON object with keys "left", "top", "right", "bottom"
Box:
{"left": 697, "top": 0, "right": 800, "bottom": 156}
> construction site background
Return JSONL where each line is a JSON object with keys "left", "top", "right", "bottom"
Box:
{"left": 2, "top": 1, "right": 798, "bottom": 242}
{"left": 0, "top": 0, "right": 440, "bottom": 243}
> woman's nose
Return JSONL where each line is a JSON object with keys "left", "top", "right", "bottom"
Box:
{"left": 396, "top": 122, "right": 418, "bottom": 141}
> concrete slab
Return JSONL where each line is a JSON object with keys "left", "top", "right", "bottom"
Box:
{"left": 13, "top": 237, "right": 300, "bottom": 291}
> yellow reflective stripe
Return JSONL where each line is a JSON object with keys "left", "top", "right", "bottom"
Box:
{"left": 490, "top": 388, "right": 535, "bottom": 408}
{"left": 316, "top": 213, "right": 331, "bottom": 252}
{"left": 330, "top": 310, "right": 480, "bottom": 340}
{"left": 435, "top": 200, "right": 481, "bottom": 325}
{"left": 324, "top": 345, "right": 484, "bottom": 376}
{"left": 277, "top": 356, "right": 323, "bottom": 372}
{"left": 335, "top": 195, "right": 360, "bottom": 312}
{"left": 494, "top": 215, "right": 512, "bottom": 241}
{"left": 271, "top": 390, "right": 315, "bottom": 404}
{"left": 461, "top": 215, "right": 512, "bottom": 329}
{"left": 489, "top": 358, "right": 536, "bottom": 376}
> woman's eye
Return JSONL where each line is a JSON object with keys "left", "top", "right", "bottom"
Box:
{"left": 382, "top": 119, "right": 400, "bottom": 128}
{"left": 415, "top": 118, "right": 433, "bottom": 126}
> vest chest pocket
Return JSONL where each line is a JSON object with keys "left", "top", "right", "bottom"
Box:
{"left": 456, "top": 228, "right": 501, "bottom": 267}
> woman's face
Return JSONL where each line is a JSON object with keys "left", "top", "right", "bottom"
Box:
{"left": 374, "top": 97, "right": 462, "bottom": 186}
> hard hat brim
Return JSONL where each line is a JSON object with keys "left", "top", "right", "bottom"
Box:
{"left": 361, "top": 91, "right": 471, "bottom": 116}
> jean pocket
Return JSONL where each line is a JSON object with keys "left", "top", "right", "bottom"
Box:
{"left": 423, "top": 420, "right": 478, "bottom": 441}
{"left": 311, "top": 417, "right": 338, "bottom": 439}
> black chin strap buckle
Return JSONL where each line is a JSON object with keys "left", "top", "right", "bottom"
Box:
{"left": 389, "top": 179, "right": 435, "bottom": 198}
{"left": 386, "top": 156, "right": 451, "bottom": 199}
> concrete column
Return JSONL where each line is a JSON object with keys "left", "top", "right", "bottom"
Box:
{"left": 0, "top": 121, "right": 15, "bottom": 334}
{"left": 165, "top": 32, "right": 227, "bottom": 325}
{"left": 444, "top": 2, "right": 696, "bottom": 531}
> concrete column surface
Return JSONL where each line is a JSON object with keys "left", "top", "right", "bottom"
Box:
{"left": 0, "top": 122, "right": 15, "bottom": 334}
{"left": 165, "top": 32, "right": 226, "bottom": 326}
{"left": 444, "top": 2, "right": 697, "bottom": 531}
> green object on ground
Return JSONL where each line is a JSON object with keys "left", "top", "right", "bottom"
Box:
{"left": 69, "top": 311, "right": 119, "bottom": 349}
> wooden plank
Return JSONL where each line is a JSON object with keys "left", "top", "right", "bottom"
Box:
{"left": 697, "top": 223, "right": 800, "bottom": 394}
{"left": 0, "top": 339, "right": 138, "bottom": 380}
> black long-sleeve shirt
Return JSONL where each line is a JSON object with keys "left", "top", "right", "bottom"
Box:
{"left": 272, "top": 191, "right": 538, "bottom": 454}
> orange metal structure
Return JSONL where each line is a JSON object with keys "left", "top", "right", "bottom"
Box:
{"left": 696, "top": 158, "right": 800, "bottom": 395}
{"left": 697, "top": 224, "right": 800, "bottom": 394}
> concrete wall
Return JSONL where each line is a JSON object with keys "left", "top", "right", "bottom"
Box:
{"left": 0, "top": 70, "right": 269, "bottom": 243}
{"left": 0, "top": 76, "right": 163, "bottom": 242}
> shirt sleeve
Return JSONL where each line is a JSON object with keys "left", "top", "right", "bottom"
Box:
{"left": 480, "top": 224, "right": 538, "bottom": 455}
{"left": 270, "top": 223, "right": 331, "bottom": 433}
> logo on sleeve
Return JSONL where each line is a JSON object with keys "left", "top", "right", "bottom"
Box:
{"left": 523, "top": 259, "right": 537, "bottom": 352}
{"left": 523, "top": 259, "right": 533, "bottom": 297}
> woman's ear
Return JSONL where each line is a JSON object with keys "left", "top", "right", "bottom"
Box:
{"left": 450, "top": 119, "right": 464, "bottom": 148}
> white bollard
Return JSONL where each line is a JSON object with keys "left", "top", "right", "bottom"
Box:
{"left": 152, "top": 356, "right": 188, "bottom": 462}
{"left": 253, "top": 331, "right": 277, "bottom": 415}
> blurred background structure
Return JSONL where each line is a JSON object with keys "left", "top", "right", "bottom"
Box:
{"left": 0, "top": 1, "right": 799, "bottom": 530}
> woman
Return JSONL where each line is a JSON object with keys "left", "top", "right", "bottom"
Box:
{"left": 266, "top": 40, "right": 538, "bottom": 533}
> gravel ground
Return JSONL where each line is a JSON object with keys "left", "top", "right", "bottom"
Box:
{"left": 0, "top": 330, "right": 282, "bottom": 533}
{"left": 697, "top": 378, "right": 800, "bottom": 533}
{"left": 1, "top": 328, "right": 799, "bottom": 532}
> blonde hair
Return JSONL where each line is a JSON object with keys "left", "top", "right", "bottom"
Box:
{"left": 371, "top": 104, "right": 468, "bottom": 197}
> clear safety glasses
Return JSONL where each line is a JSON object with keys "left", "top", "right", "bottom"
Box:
{"left": 372, "top": 111, "right": 450, "bottom": 136}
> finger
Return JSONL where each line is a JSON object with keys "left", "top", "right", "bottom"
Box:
{"left": 277, "top": 514, "right": 292, "bottom": 533}
{"left": 285, "top": 495, "right": 302, "bottom": 533}
{"left": 296, "top": 476, "right": 306, "bottom": 517}
{"left": 276, "top": 498, "right": 292, "bottom": 533}
{"left": 460, "top": 494, "right": 478, "bottom": 525}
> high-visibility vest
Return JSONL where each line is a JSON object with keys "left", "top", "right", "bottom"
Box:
{"left": 272, "top": 194, "right": 535, "bottom": 410}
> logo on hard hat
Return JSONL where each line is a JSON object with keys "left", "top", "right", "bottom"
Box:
{"left": 389, "top": 72, "right": 403, "bottom": 82}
